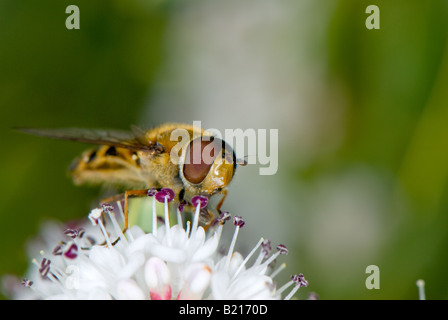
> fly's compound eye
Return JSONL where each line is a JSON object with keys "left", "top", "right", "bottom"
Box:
{"left": 183, "top": 136, "right": 225, "bottom": 184}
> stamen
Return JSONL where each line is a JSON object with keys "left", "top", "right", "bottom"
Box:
{"left": 270, "top": 263, "right": 286, "bottom": 279}
{"left": 253, "top": 239, "right": 271, "bottom": 266}
{"left": 291, "top": 273, "right": 309, "bottom": 288}
{"left": 260, "top": 251, "right": 281, "bottom": 271}
{"left": 88, "top": 208, "right": 103, "bottom": 226}
{"left": 77, "top": 228, "right": 85, "bottom": 238}
{"left": 284, "top": 286, "right": 300, "bottom": 300}
{"left": 31, "top": 258, "right": 40, "bottom": 270}
{"left": 98, "top": 217, "right": 112, "bottom": 247}
{"left": 21, "top": 278, "right": 33, "bottom": 288}
{"left": 152, "top": 194, "right": 157, "bottom": 237}
{"left": 284, "top": 274, "right": 308, "bottom": 300}
{"left": 63, "top": 243, "right": 78, "bottom": 259}
{"left": 276, "top": 244, "right": 288, "bottom": 255}
{"left": 261, "top": 239, "right": 272, "bottom": 255}
{"left": 258, "top": 244, "right": 288, "bottom": 271}
{"left": 52, "top": 244, "right": 64, "bottom": 256}
{"left": 39, "top": 258, "right": 51, "bottom": 278}
{"left": 164, "top": 195, "right": 171, "bottom": 246}
{"left": 89, "top": 209, "right": 112, "bottom": 247}
{"left": 185, "top": 220, "right": 191, "bottom": 237}
{"left": 102, "top": 203, "right": 114, "bottom": 213}
{"left": 178, "top": 199, "right": 187, "bottom": 213}
{"left": 106, "top": 207, "right": 127, "bottom": 244}
{"left": 21, "top": 278, "right": 47, "bottom": 299}
{"left": 225, "top": 216, "right": 245, "bottom": 271}
{"left": 416, "top": 279, "right": 426, "bottom": 300}
{"left": 39, "top": 251, "right": 65, "bottom": 279}
{"left": 217, "top": 211, "right": 231, "bottom": 225}
{"left": 191, "top": 195, "right": 209, "bottom": 209}
{"left": 232, "top": 238, "right": 264, "bottom": 280}
{"left": 213, "top": 223, "right": 224, "bottom": 244}
{"left": 277, "top": 279, "right": 294, "bottom": 296}
{"left": 155, "top": 188, "right": 175, "bottom": 203}
{"left": 147, "top": 187, "right": 157, "bottom": 197}
{"left": 190, "top": 202, "right": 201, "bottom": 239}
{"left": 177, "top": 204, "right": 183, "bottom": 227}
{"left": 20, "top": 277, "right": 45, "bottom": 298}
{"left": 33, "top": 255, "right": 69, "bottom": 293}
{"left": 233, "top": 216, "right": 245, "bottom": 228}
{"left": 63, "top": 229, "right": 78, "bottom": 239}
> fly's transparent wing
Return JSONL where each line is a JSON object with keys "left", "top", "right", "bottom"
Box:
{"left": 15, "top": 127, "right": 153, "bottom": 151}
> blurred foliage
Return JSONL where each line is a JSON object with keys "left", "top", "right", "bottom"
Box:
{"left": 0, "top": 0, "right": 168, "bottom": 296}
{"left": 294, "top": 0, "right": 448, "bottom": 299}
{"left": 1, "top": 0, "right": 448, "bottom": 300}
{"left": 335, "top": 0, "right": 448, "bottom": 299}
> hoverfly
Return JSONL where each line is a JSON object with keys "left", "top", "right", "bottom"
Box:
{"left": 17, "top": 123, "right": 245, "bottom": 232}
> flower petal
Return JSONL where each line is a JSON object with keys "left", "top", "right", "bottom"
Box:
{"left": 177, "top": 263, "right": 212, "bottom": 300}
{"left": 145, "top": 257, "right": 172, "bottom": 300}
{"left": 116, "top": 279, "right": 145, "bottom": 300}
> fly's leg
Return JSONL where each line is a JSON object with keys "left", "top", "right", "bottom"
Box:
{"left": 122, "top": 189, "right": 149, "bottom": 234}
{"left": 216, "top": 189, "right": 228, "bottom": 214}
{"left": 100, "top": 189, "right": 149, "bottom": 244}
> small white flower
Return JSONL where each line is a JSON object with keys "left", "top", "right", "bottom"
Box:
{"left": 2, "top": 189, "right": 308, "bottom": 300}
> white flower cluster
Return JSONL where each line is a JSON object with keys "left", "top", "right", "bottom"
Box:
{"left": 3, "top": 189, "right": 308, "bottom": 300}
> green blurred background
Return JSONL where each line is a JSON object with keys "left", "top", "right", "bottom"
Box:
{"left": 1, "top": 0, "right": 448, "bottom": 299}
